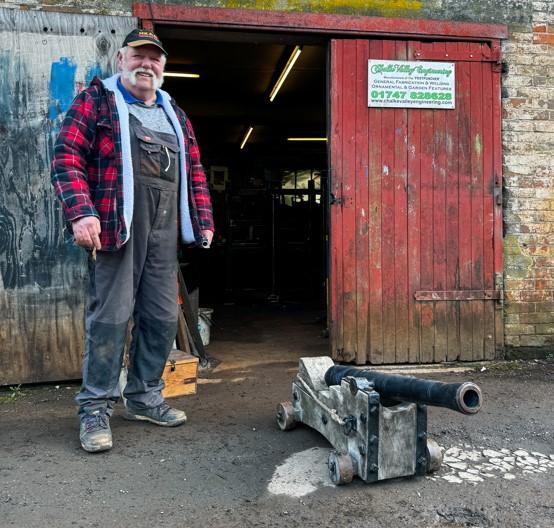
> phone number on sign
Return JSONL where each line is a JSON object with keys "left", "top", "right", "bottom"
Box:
{"left": 370, "top": 90, "right": 452, "bottom": 101}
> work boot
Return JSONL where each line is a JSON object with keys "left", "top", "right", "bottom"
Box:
{"left": 79, "top": 410, "right": 112, "bottom": 453}
{"left": 123, "top": 401, "right": 187, "bottom": 427}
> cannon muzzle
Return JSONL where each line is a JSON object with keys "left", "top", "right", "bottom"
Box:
{"left": 324, "top": 366, "right": 482, "bottom": 415}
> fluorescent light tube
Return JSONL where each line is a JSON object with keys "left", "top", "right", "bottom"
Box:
{"left": 287, "top": 137, "right": 328, "bottom": 141}
{"left": 269, "top": 46, "right": 302, "bottom": 102}
{"left": 163, "top": 72, "right": 200, "bottom": 78}
{"left": 240, "top": 127, "right": 254, "bottom": 149}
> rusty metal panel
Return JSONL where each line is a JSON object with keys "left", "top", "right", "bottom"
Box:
{"left": 0, "top": 8, "right": 136, "bottom": 385}
{"left": 330, "top": 38, "right": 503, "bottom": 364}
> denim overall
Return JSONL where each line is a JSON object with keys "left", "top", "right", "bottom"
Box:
{"left": 77, "top": 113, "right": 180, "bottom": 415}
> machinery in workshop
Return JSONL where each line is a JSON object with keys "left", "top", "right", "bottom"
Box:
{"left": 277, "top": 357, "right": 483, "bottom": 485}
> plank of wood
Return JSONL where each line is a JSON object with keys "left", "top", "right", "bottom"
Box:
{"left": 481, "top": 52, "right": 497, "bottom": 360}
{"left": 0, "top": 10, "right": 136, "bottom": 385}
{"left": 445, "top": 42, "right": 462, "bottom": 362}
{"left": 470, "top": 42, "right": 486, "bottom": 361}
{"left": 176, "top": 308, "right": 192, "bottom": 357}
{"left": 367, "top": 39, "right": 384, "bottom": 364}
{"left": 457, "top": 42, "right": 474, "bottom": 361}
{"left": 341, "top": 39, "right": 359, "bottom": 362}
{"left": 393, "top": 40, "right": 410, "bottom": 363}
{"left": 431, "top": 41, "right": 448, "bottom": 362}
{"left": 380, "top": 39, "right": 398, "bottom": 364}
{"left": 329, "top": 39, "right": 344, "bottom": 361}
{"left": 419, "top": 88, "right": 436, "bottom": 363}
{"left": 406, "top": 41, "right": 422, "bottom": 364}
{"left": 177, "top": 267, "right": 209, "bottom": 364}
{"left": 355, "top": 39, "right": 370, "bottom": 364}
{"left": 491, "top": 41, "right": 505, "bottom": 358}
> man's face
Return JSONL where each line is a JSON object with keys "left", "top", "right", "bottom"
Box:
{"left": 119, "top": 45, "right": 165, "bottom": 93}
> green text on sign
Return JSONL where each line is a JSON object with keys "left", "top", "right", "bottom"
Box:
{"left": 368, "top": 60, "right": 455, "bottom": 109}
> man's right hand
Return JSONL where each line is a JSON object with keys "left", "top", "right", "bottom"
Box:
{"left": 72, "top": 216, "right": 102, "bottom": 250}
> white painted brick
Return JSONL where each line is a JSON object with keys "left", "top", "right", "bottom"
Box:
{"left": 536, "top": 189, "right": 554, "bottom": 199}
{"left": 509, "top": 65, "right": 545, "bottom": 76}
{"left": 513, "top": 87, "right": 554, "bottom": 99}
{"left": 503, "top": 76, "right": 535, "bottom": 89}
{"left": 509, "top": 32, "right": 534, "bottom": 43}
{"left": 503, "top": 121, "right": 535, "bottom": 132}
{"left": 534, "top": 54, "right": 554, "bottom": 66}
{"left": 534, "top": 121, "right": 554, "bottom": 132}
{"left": 505, "top": 107, "right": 551, "bottom": 120}
{"left": 504, "top": 43, "right": 552, "bottom": 55}
{"left": 509, "top": 54, "right": 534, "bottom": 66}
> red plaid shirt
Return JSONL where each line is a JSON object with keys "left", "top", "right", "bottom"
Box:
{"left": 51, "top": 76, "right": 213, "bottom": 250}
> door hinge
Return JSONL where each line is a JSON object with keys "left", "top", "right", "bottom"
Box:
{"left": 494, "top": 173, "right": 503, "bottom": 206}
{"left": 494, "top": 272, "right": 504, "bottom": 308}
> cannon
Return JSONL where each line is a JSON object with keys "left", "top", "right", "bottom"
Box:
{"left": 276, "top": 357, "right": 483, "bottom": 485}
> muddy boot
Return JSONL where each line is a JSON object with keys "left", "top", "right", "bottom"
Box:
{"left": 123, "top": 401, "right": 187, "bottom": 427}
{"left": 79, "top": 410, "right": 113, "bottom": 453}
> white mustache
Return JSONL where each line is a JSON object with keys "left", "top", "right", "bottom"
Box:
{"left": 134, "top": 67, "right": 155, "bottom": 77}
{"left": 123, "top": 66, "right": 164, "bottom": 90}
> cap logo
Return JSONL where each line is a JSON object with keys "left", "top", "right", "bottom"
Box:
{"left": 123, "top": 28, "right": 168, "bottom": 55}
{"left": 136, "top": 30, "right": 160, "bottom": 42}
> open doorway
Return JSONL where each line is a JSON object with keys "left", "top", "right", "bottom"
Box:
{"left": 159, "top": 27, "right": 329, "bottom": 350}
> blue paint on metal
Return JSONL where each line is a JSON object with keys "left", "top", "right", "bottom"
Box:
{"left": 85, "top": 63, "right": 105, "bottom": 85}
{"left": 0, "top": 52, "right": 12, "bottom": 126}
{"left": 48, "top": 57, "right": 77, "bottom": 120}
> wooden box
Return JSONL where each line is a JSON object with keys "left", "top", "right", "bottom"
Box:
{"left": 161, "top": 350, "right": 199, "bottom": 398}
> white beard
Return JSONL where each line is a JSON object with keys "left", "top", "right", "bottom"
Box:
{"left": 122, "top": 65, "right": 164, "bottom": 91}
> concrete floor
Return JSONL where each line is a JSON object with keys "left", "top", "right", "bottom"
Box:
{"left": 1, "top": 305, "right": 553, "bottom": 527}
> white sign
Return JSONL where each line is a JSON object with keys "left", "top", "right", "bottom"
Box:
{"left": 368, "top": 60, "right": 455, "bottom": 109}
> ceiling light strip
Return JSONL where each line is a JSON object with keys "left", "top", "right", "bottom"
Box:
{"left": 287, "top": 137, "right": 328, "bottom": 141}
{"left": 164, "top": 72, "right": 200, "bottom": 78}
{"left": 269, "top": 46, "right": 302, "bottom": 102}
{"left": 240, "top": 126, "right": 254, "bottom": 149}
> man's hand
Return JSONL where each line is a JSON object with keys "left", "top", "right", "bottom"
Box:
{"left": 200, "top": 229, "right": 214, "bottom": 248}
{"left": 72, "top": 216, "right": 102, "bottom": 250}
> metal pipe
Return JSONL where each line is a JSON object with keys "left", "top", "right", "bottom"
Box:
{"left": 324, "top": 366, "right": 482, "bottom": 415}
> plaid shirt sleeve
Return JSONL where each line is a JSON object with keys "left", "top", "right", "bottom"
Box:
{"left": 51, "top": 88, "right": 100, "bottom": 223}
{"left": 178, "top": 107, "right": 214, "bottom": 233}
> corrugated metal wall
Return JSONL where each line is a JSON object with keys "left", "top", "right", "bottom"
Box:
{"left": 0, "top": 8, "right": 136, "bottom": 384}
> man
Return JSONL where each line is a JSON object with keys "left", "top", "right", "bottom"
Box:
{"left": 51, "top": 29, "right": 214, "bottom": 453}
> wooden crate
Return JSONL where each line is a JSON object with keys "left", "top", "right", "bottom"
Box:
{"left": 162, "top": 350, "right": 199, "bottom": 398}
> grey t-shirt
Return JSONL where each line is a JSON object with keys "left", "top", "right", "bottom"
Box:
{"left": 127, "top": 102, "right": 176, "bottom": 137}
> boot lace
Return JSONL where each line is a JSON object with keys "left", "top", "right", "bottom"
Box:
{"left": 84, "top": 413, "right": 108, "bottom": 433}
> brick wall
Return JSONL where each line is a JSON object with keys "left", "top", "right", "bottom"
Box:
{"left": 502, "top": 2, "right": 554, "bottom": 355}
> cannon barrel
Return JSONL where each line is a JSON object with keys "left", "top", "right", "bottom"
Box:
{"left": 324, "top": 366, "right": 482, "bottom": 415}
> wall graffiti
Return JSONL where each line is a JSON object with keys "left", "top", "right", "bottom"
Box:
{"left": 0, "top": 51, "right": 84, "bottom": 292}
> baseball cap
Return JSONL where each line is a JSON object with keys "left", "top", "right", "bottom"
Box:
{"left": 122, "top": 28, "right": 167, "bottom": 55}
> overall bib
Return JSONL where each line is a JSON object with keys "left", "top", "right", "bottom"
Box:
{"left": 77, "top": 113, "right": 180, "bottom": 415}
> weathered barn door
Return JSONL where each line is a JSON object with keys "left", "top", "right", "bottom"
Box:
{"left": 0, "top": 9, "right": 136, "bottom": 384}
{"left": 329, "top": 39, "right": 503, "bottom": 364}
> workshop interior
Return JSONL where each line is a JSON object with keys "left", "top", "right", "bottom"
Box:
{"left": 159, "top": 27, "right": 328, "bottom": 319}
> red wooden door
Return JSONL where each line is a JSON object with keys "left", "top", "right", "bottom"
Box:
{"left": 329, "top": 39, "right": 503, "bottom": 364}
